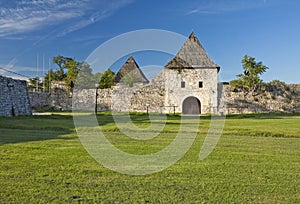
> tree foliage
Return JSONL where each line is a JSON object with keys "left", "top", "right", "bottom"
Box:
{"left": 52, "top": 56, "right": 79, "bottom": 91}
{"left": 29, "top": 55, "right": 117, "bottom": 92}
{"left": 268, "top": 79, "right": 286, "bottom": 86}
{"left": 28, "top": 77, "right": 43, "bottom": 91}
{"left": 232, "top": 55, "right": 268, "bottom": 93}
{"left": 52, "top": 55, "right": 69, "bottom": 80}
{"left": 64, "top": 59, "right": 79, "bottom": 91}
{"left": 99, "top": 69, "right": 115, "bottom": 89}
{"left": 120, "top": 71, "right": 141, "bottom": 87}
{"left": 75, "top": 62, "right": 96, "bottom": 89}
{"left": 43, "top": 69, "right": 56, "bottom": 91}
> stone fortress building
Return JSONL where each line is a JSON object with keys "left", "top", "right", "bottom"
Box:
{"left": 29, "top": 32, "right": 300, "bottom": 114}
{"left": 163, "top": 32, "right": 220, "bottom": 114}
{"left": 0, "top": 33, "right": 299, "bottom": 116}
{"left": 96, "top": 32, "right": 221, "bottom": 115}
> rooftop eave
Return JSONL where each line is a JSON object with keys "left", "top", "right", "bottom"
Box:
{"left": 166, "top": 65, "right": 220, "bottom": 72}
{"left": 193, "top": 65, "right": 220, "bottom": 72}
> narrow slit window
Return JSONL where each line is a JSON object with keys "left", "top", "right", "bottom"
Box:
{"left": 199, "top": 81, "right": 203, "bottom": 88}
{"left": 181, "top": 81, "right": 185, "bottom": 88}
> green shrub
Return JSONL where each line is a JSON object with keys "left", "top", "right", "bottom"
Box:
{"left": 269, "top": 79, "right": 286, "bottom": 86}
{"left": 229, "top": 79, "right": 243, "bottom": 90}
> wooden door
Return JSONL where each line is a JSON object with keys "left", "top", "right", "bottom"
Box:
{"left": 182, "top": 97, "right": 201, "bottom": 115}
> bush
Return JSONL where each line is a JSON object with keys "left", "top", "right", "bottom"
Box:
{"left": 268, "top": 80, "right": 286, "bottom": 86}
{"left": 229, "top": 80, "right": 243, "bottom": 90}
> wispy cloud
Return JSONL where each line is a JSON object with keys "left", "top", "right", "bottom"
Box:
{"left": 59, "top": 0, "right": 134, "bottom": 36}
{"left": 186, "top": 0, "right": 269, "bottom": 15}
{"left": 0, "top": 0, "right": 134, "bottom": 38}
{"left": 1, "top": 62, "right": 37, "bottom": 72}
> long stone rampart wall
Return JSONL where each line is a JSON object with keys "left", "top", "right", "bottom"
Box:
{"left": 29, "top": 81, "right": 300, "bottom": 114}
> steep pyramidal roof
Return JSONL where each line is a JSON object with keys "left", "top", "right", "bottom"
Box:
{"left": 165, "top": 32, "right": 220, "bottom": 70}
{"left": 115, "top": 56, "right": 149, "bottom": 84}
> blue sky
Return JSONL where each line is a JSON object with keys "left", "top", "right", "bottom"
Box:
{"left": 0, "top": 0, "right": 299, "bottom": 83}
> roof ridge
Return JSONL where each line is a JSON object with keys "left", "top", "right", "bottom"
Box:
{"left": 115, "top": 56, "right": 149, "bottom": 84}
{"left": 166, "top": 32, "right": 220, "bottom": 70}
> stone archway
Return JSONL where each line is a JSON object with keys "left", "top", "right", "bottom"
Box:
{"left": 182, "top": 96, "right": 201, "bottom": 115}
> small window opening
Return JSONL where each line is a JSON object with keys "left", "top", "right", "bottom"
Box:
{"left": 181, "top": 81, "right": 185, "bottom": 88}
{"left": 11, "top": 106, "right": 15, "bottom": 117}
{"left": 199, "top": 81, "right": 203, "bottom": 88}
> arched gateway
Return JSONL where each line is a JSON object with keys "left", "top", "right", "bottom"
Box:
{"left": 182, "top": 96, "right": 201, "bottom": 115}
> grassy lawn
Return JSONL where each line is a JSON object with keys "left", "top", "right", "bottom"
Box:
{"left": 0, "top": 113, "right": 299, "bottom": 203}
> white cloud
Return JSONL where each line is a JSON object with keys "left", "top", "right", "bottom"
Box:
{"left": 0, "top": 0, "right": 134, "bottom": 38}
{"left": 58, "top": 0, "right": 135, "bottom": 36}
{"left": 1, "top": 63, "right": 37, "bottom": 72}
{"left": 186, "top": 0, "right": 269, "bottom": 15}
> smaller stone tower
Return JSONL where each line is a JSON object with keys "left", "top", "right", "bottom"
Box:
{"left": 163, "top": 32, "right": 220, "bottom": 114}
{"left": 115, "top": 56, "right": 149, "bottom": 86}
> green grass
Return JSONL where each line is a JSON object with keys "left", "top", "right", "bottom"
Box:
{"left": 0, "top": 113, "right": 299, "bottom": 203}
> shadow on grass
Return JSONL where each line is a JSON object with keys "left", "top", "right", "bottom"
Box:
{"left": 0, "top": 115, "right": 75, "bottom": 145}
{"left": 96, "top": 112, "right": 182, "bottom": 125}
{"left": 2, "top": 112, "right": 297, "bottom": 145}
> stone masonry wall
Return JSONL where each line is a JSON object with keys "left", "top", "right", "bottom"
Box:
{"left": 72, "top": 88, "right": 111, "bottom": 111}
{"left": 112, "top": 71, "right": 165, "bottom": 113}
{"left": 29, "top": 79, "right": 300, "bottom": 114}
{"left": 0, "top": 75, "right": 32, "bottom": 117}
{"left": 163, "top": 68, "right": 218, "bottom": 114}
{"left": 29, "top": 92, "right": 50, "bottom": 110}
{"left": 29, "top": 86, "right": 72, "bottom": 111}
{"left": 222, "top": 83, "right": 300, "bottom": 114}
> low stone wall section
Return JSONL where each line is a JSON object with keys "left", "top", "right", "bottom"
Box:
{"left": 223, "top": 84, "right": 300, "bottom": 114}
{"left": 0, "top": 76, "right": 32, "bottom": 117}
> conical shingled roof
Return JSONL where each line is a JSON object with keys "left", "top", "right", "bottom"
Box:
{"left": 165, "top": 32, "right": 220, "bottom": 71}
{"left": 115, "top": 56, "right": 149, "bottom": 84}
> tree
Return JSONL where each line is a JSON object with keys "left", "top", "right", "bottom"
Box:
{"left": 28, "top": 77, "right": 43, "bottom": 91}
{"left": 52, "top": 55, "right": 69, "bottom": 80}
{"left": 121, "top": 71, "right": 141, "bottom": 87}
{"left": 43, "top": 68, "right": 56, "bottom": 91}
{"left": 99, "top": 69, "right": 115, "bottom": 89}
{"left": 233, "top": 55, "right": 268, "bottom": 94}
{"left": 75, "top": 62, "right": 95, "bottom": 89}
{"left": 53, "top": 55, "right": 65, "bottom": 70}
{"left": 53, "top": 67, "right": 66, "bottom": 81}
{"left": 268, "top": 79, "right": 286, "bottom": 86}
{"left": 64, "top": 59, "right": 79, "bottom": 92}
{"left": 52, "top": 55, "right": 80, "bottom": 92}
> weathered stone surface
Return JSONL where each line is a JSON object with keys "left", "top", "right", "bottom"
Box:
{"left": 29, "top": 92, "right": 50, "bottom": 110}
{"left": 162, "top": 68, "right": 218, "bottom": 114}
{"left": 221, "top": 83, "right": 300, "bottom": 114}
{"left": 29, "top": 81, "right": 72, "bottom": 111}
{"left": 108, "top": 70, "right": 163, "bottom": 113}
{"left": 29, "top": 78, "right": 300, "bottom": 115}
{"left": 0, "top": 76, "right": 32, "bottom": 117}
